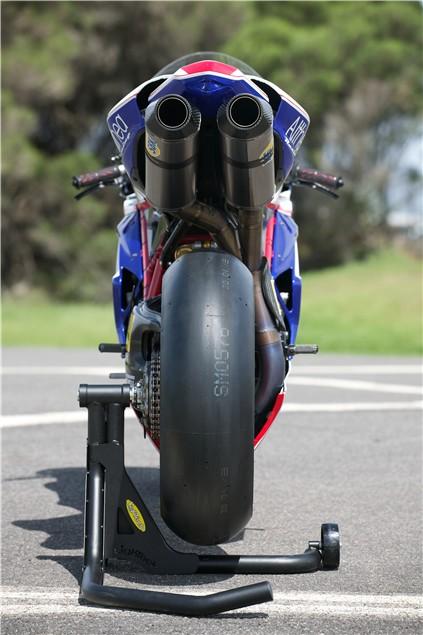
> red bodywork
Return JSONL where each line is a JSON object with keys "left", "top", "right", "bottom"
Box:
{"left": 178, "top": 60, "right": 239, "bottom": 76}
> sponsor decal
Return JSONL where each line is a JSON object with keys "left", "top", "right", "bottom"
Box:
{"left": 110, "top": 114, "right": 131, "bottom": 151}
{"left": 126, "top": 499, "right": 146, "bottom": 532}
{"left": 146, "top": 133, "right": 161, "bottom": 158}
{"left": 259, "top": 139, "right": 274, "bottom": 164}
{"left": 111, "top": 114, "right": 128, "bottom": 141}
{"left": 285, "top": 116, "right": 308, "bottom": 153}
{"left": 115, "top": 544, "right": 156, "bottom": 567}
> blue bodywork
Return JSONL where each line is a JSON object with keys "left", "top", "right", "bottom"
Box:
{"left": 113, "top": 212, "right": 143, "bottom": 344}
{"left": 113, "top": 207, "right": 302, "bottom": 346}
{"left": 269, "top": 210, "right": 301, "bottom": 345}
{"left": 107, "top": 68, "right": 309, "bottom": 195}
{"left": 109, "top": 63, "right": 307, "bottom": 344}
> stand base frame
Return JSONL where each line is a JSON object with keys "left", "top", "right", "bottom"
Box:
{"left": 79, "top": 383, "right": 339, "bottom": 616}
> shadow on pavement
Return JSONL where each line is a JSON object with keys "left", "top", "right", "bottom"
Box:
{"left": 12, "top": 466, "right": 241, "bottom": 588}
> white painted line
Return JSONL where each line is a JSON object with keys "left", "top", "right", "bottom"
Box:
{"left": 1, "top": 364, "right": 422, "bottom": 377}
{"left": 0, "top": 409, "right": 136, "bottom": 428}
{"left": 0, "top": 589, "right": 421, "bottom": 619}
{"left": 1, "top": 411, "right": 92, "bottom": 428}
{"left": 288, "top": 376, "right": 423, "bottom": 395}
{"left": 261, "top": 591, "right": 422, "bottom": 606}
{"left": 283, "top": 400, "right": 423, "bottom": 413}
{"left": 1, "top": 366, "right": 123, "bottom": 376}
{"left": 294, "top": 365, "right": 423, "bottom": 375}
{"left": 1, "top": 589, "right": 76, "bottom": 599}
{"left": 1, "top": 401, "right": 422, "bottom": 429}
{"left": 1, "top": 603, "right": 421, "bottom": 618}
{"left": 1, "top": 588, "right": 420, "bottom": 605}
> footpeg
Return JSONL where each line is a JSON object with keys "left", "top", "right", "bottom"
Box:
{"left": 98, "top": 342, "right": 126, "bottom": 355}
{"left": 286, "top": 344, "right": 319, "bottom": 355}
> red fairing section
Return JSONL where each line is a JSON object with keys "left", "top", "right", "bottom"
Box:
{"left": 137, "top": 392, "right": 285, "bottom": 452}
{"left": 148, "top": 257, "right": 163, "bottom": 298}
{"left": 267, "top": 201, "right": 292, "bottom": 217}
{"left": 180, "top": 60, "right": 239, "bottom": 76}
{"left": 254, "top": 393, "right": 285, "bottom": 448}
{"left": 264, "top": 214, "right": 276, "bottom": 264}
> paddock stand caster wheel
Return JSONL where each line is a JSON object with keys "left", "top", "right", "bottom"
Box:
{"left": 320, "top": 523, "right": 340, "bottom": 570}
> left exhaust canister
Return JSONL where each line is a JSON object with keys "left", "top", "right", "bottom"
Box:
{"left": 144, "top": 95, "right": 201, "bottom": 210}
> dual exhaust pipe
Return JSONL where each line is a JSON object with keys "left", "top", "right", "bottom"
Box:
{"left": 144, "top": 93, "right": 275, "bottom": 211}
{"left": 144, "top": 93, "right": 284, "bottom": 423}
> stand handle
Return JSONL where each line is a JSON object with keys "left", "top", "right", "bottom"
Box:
{"left": 80, "top": 572, "right": 272, "bottom": 616}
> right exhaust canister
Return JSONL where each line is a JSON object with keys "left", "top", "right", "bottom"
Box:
{"left": 217, "top": 93, "right": 275, "bottom": 209}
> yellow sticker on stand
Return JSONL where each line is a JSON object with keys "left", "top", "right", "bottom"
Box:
{"left": 126, "top": 499, "right": 146, "bottom": 532}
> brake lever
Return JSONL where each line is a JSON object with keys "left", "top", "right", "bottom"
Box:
{"left": 74, "top": 183, "right": 103, "bottom": 200}
{"left": 293, "top": 180, "right": 340, "bottom": 199}
{"left": 74, "top": 178, "right": 121, "bottom": 201}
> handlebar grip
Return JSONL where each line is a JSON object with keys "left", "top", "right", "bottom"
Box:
{"left": 295, "top": 167, "right": 343, "bottom": 189}
{"left": 72, "top": 165, "right": 124, "bottom": 189}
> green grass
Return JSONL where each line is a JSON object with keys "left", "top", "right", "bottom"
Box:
{"left": 2, "top": 249, "right": 422, "bottom": 353}
{"left": 298, "top": 248, "right": 422, "bottom": 354}
{"left": 2, "top": 299, "right": 116, "bottom": 348}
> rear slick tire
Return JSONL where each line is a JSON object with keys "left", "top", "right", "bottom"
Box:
{"left": 160, "top": 250, "right": 255, "bottom": 545}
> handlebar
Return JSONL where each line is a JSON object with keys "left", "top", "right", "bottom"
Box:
{"left": 294, "top": 166, "right": 343, "bottom": 190}
{"left": 72, "top": 162, "right": 343, "bottom": 203}
{"left": 72, "top": 164, "right": 126, "bottom": 189}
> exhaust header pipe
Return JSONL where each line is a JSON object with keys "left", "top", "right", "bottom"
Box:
{"left": 217, "top": 94, "right": 275, "bottom": 209}
{"left": 144, "top": 95, "right": 201, "bottom": 210}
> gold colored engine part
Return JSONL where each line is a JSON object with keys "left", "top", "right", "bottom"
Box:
{"left": 174, "top": 244, "right": 194, "bottom": 259}
{"left": 174, "top": 240, "right": 217, "bottom": 260}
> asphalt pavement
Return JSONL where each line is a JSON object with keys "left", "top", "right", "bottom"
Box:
{"left": 1, "top": 348, "right": 422, "bottom": 634}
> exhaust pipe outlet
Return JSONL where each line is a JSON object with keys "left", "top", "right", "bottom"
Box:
{"left": 217, "top": 94, "right": 275, "bottom": 209}
{"left": 144, "top": 95, "right": 201, "bottom": 210}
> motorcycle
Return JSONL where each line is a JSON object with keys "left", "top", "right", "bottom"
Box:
{"left": 73, "top": 52, "right": 343, "bottom": 614}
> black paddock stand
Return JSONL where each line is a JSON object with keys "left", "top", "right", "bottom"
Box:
{"left": 78, "top": 383, "right": 340, "bottom": 617}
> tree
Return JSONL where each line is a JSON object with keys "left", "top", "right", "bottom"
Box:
{"left": 2, "top": 1, "right": 422, "bottom": 298}
{"left": 225, "top": 1, "right": 423, "bottom": 267}
{"left": 2, "top": 1, "right": 247, "bottom": 299}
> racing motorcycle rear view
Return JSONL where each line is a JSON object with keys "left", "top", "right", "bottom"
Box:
{"left": 73, "top": 52, "right": 343, "bottom": 616}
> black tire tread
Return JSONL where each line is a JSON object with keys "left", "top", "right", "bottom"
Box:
{"left": 160, "top": 250, "right": 255, "bottom": 545}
